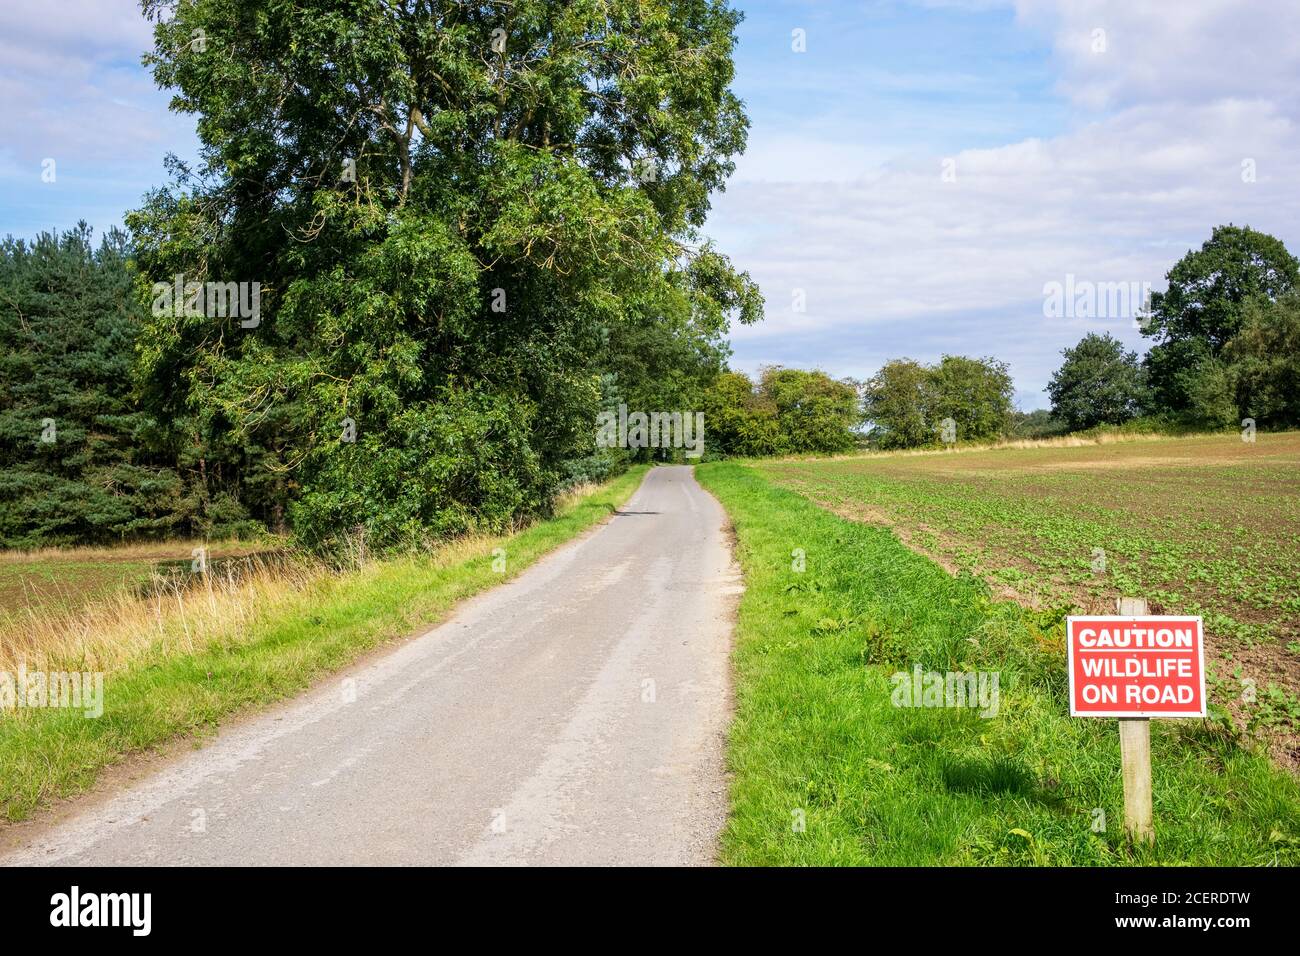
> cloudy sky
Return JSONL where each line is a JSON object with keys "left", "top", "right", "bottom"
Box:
{"left": 2, "top": 1, "right": 1298, "bottom": 407}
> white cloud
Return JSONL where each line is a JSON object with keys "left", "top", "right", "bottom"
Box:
{"left": 1013, "top": 0, "right": 1300, "bottom": 112}
{"left": 0, "top": 1, "right": 188, "bottom": 166}
{"left": 711, "top": 0, "right": 1300, "bottom": 405}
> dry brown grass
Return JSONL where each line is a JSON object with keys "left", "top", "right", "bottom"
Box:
{"left": 0, "top": 553, "right": 327, "bottom": 675}
{"left": 0, "top": 540, "right": 500, "bottom": 676}
{"left": 0, "top": 482, "right": 613, "bottom": 678}
{"left": 0, "top": 538, "right": 278, "bottom": 565}
{"left": 766, "top": 428, "right": 1227, "bottom": 466}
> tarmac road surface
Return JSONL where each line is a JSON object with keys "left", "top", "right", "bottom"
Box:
{"left": 1, "top": 466, "right": 740, "bottom": 866}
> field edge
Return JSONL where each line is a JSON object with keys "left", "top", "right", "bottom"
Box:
{"left": 696, "top": 460, "right": 1300, "bottom": 866}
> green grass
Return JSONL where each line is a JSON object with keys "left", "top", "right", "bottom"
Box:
{"left": 696, "top": 460, "right": 1300, "bottom": 865}
{"left": 0, "top": 466, "right": 648, "bottom": 822}
{"left": 755, "top": 433, "right": 1300, "bottom": 753}
{"left": 757, "top": 434, "right": 1300, "bottom": 649}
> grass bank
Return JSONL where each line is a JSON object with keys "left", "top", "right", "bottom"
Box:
{"left": 0, "top": 466, "right": 648, "bottom": 822}
{"left": 696, "top": 460, "right": 1300, "bottom": 865}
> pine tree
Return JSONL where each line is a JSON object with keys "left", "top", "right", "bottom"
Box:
{"left": 0, "top": 224, "right": 187, "bottom": 545}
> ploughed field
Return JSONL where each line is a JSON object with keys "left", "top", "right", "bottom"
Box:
{"left": 0, "top": 542, "right": 281, "bottom": 618}
{"left": 758, "top": 432, "right": 1300, "bottom": 751}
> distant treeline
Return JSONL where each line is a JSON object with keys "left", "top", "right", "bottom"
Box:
{"left": 698, "top": 354, "right": 1017, "bottom": 456}
{"left": 8, "top": 221, "right": 1298, "bottom": 549}
{"left": 852, "top": 224, "right": 1300, "bottom": 449}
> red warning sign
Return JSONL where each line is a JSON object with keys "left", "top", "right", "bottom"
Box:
{"left": 1067, "top": 616, "right": 1206, "bottom": 718}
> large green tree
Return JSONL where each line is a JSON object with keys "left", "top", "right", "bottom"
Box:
{"left": 130, "top": 0, "right": 760, "bottom": 551}
{"left": 699, "top": 371, "right": 783, "bottom": 457}
{"left": 759, "top": 367, "right": 861, "bottom": 454}
{"left": 864, "top": 355, "right": 1013, "bottom": 448}
{"left": 1225, "top": 292, "right": 1300, "bottom": 429}
{"left": 1047, "top": 333, "right": 1145, "bottom": 431}
{"left": 862, "top": 358, "right": 932, "bottom": 450}
{"left": 928, "top": 355, "right": 1015, "bottom": 443}
{"left": 1142, "top": 225, "right": 1298, "bottom": 413}
{"left": 700, "top": 368, "right": 859, "bottom": 457}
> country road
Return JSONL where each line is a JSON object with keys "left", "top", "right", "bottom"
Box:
{"left": 1, "top": 466, "right": 741, "bottom": 866}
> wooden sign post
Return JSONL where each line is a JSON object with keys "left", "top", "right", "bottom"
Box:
{"left": 1115, "top": 597, "right": 1154, "bottom": 843}
{"left": 1066, "top": 598, "right": 1207, "bottom": 846}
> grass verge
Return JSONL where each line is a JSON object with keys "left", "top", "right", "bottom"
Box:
{"left": 696, "top": 460, "right": 1300, "bottom": 865}
{"left": 0, "top": 466, "right": 648, "bottom": 823}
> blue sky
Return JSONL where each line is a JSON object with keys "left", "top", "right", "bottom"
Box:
{"left": 730, "top": 1, "right": 1067, "bottom": 160}
{"left": 3, "top": 1, "right": 1299, "bottom": 408}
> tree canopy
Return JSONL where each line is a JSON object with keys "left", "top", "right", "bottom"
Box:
{"left": 701, "top": 368, "right": 860, "bottom": 457}
{"left": 1142, "top": 225, "right": 1298, "bottom": 412}
{"left": 1048, "top": 333, "right": 1145, "bottom": 431}
{"left": 1226, "top": 292, "right": 1300, "bottom": 429}
{"left": 864, "top": 355, "right": 1013, "bottom": 449}
{"left": 129, "top": 0, "right": 761, "bottom": 551}
{"left": 0, "top": 225, "right": 194, "bottom": 546}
